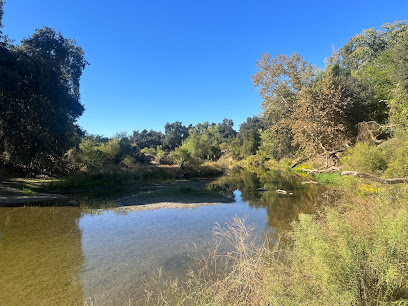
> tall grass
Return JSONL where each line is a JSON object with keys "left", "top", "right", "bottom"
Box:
{"left": 145, "top": 215, "right": 280, "bottom": 305}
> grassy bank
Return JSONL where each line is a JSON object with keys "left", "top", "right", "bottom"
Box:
{"left": 4, "top": 162, "right": 225, "bottom": 193}
{"left": 50, "top": 163, "right": 224, "bottom": 191}
{"left": 145, "top": 169, "right": 408, "bottom": 305}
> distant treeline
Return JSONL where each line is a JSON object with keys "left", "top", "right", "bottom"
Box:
{"left": 69, "top": 117, "right": 264, "bottom": 171}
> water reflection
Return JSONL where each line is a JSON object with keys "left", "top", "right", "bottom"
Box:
{"left": 207, "top": 167, "right": 324, "bottom": 239}
{"left": 0, "top": 207, "right": 84, "bottom": 305}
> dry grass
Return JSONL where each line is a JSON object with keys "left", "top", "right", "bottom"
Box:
{"left": 145, "top": 215, "right": 280, "bottom": 305}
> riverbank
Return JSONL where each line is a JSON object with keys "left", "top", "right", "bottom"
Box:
{"left": 0, "top": 162, "right": 226, "bottom": 206}
{"left": 0, "top": 180, "right": 63, "bottom": 205}
{"left": 0, "top": 174, "right": 233, "bottom": 209}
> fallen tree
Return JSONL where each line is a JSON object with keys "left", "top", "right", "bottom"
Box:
{"left": 341, "top": 171, "right": 408, "bottom": 184}
{"left": 298, "top": 168, "right": 408, "bottom": 185}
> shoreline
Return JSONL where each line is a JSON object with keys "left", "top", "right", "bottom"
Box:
{"left": 116, "top": 199, "right": 234, "bottom": 212}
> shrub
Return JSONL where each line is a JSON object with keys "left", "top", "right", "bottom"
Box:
{"left": 341, "top": 142, "right": 387, "bottom": 175}
{"left": 286, "top": 192, "right": 408, "bottom": 305}
{"left": 383, "top": 137, "right": 408, "bottom": 177}
{"left": 120, "top": 155, "right": 136, "bottom": 168}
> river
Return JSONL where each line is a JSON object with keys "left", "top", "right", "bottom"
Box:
{"left": 0, "top": 168, "right": 325, "bottom": 305}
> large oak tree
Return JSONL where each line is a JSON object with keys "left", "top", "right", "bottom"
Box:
{"left": 0, "top": 27, "right": 88, "bottom": 173}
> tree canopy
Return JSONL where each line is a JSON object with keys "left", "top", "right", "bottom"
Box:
{"left": 163, "top": 121, "right": 190, "bottom": 150}
{"left": 0, "top": 27, "right": 88, "bottom": 173}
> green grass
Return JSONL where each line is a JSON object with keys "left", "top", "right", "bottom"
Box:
{"left": 314, "top": 171, "right": 345, "bottom": 184}
{"left": 8, "top": 178, "right": 59, "bottom": 193}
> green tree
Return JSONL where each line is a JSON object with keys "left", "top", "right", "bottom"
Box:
{"left": 180, "top": 122, "right": 221, "bottom": 161}
{"left": 130, "top": 129, "right": 164, "bottom": 150}
{"left": 0, "top": 27, "right": 88, "bottom": 173}
{"left": 163, "top": 121, "right": 190, "bottom": 150}
{"left": 334, "top": 21, "right": 408, "bottom": 126}
{"left": 218, "top": 118, "right": 237, "bottom": 141}
{"left": 77, "top": 138, "right": 107, "bottom": 169}
{"left": 338, "top": 22, "right": 408, "bottom": 71}
{"left": 238, "top": 116, "right": 265, "bottom": 157}
{"left": 390, "top": 30, "right": 408, "bottom": 131}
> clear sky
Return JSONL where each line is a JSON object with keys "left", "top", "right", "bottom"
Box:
{"left": 2, "top": 1, "right": 408, "bottom": 136}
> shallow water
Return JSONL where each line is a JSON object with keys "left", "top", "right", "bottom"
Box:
{"left": 0, "top": 169, "right": 324, "bottom": 305}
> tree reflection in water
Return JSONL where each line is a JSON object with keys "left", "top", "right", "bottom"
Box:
{"left": 206, "top": 166, "right": 325, "bottom": 242}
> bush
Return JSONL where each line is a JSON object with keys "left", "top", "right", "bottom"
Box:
{"left": 171, "top": 146, "right": 200, "bottom": 166}
{"left": 341, "top": 142, "right": 387, "bottom": 175}
{"left": 140, "top": 147, "right": 158, "bottom": 157}
{"left": 285, "top": 190, "right": 408, "bottom": 305}
{"left": 120, "top": 155, "right": 137, "bottom": 168}
{"left": 383, "top": 137, "right": 408, "bottom": 177}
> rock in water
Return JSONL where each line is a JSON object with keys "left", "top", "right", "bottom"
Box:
{"left": 256, "top": 187, "right": 267, "bottom": 191}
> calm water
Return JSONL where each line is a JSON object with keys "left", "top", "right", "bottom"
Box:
{"left": 0, "top": 168, "right": 324, "bottom": 305}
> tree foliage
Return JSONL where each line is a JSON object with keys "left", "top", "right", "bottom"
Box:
{"left": 0, "top": 27, "right": 88, "bottom": 173}
{"left": 289, "top": 69, "right": 351, "bottom": 154}
{"left": 389, "top": 30, "right": 408, "bottom": 131}
{"left": 218, "top": 118, "right": 237, "bottom": 141}
{"left": 163, "top": 121, "right": 190, "bottom": 150}
{"left": 238, "top": 116, "right": 265, "bottom": 157}
{"left": 252, "top": 52, "right": 315, "bottom": 158}
{"left": 253, "top": 22, "right": 408, "bottom": 162}
{"left": 130, "top": 129, "right": 164, "bottom": 150}
{"left": 0, "top": 0, "right": 4, "bottom": 30}
{"left": 335, "top": 21, "right": 408, "bottom": 129}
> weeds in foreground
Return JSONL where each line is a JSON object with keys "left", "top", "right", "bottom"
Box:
{"left": 145, "top": 215, "right": 280, "bottom": 305}
{"left": 146, "top": 185, "right": 408, "bottom": 305}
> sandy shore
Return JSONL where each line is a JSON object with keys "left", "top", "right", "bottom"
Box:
{"left": 116, "top": 200, "right": 230, "bottom": 212}
{"left": 115, "top": 189, "right": 235, "bottom": 212}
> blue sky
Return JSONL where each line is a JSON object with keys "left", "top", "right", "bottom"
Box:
{"left": 3, "top": 1, "right": 408, "bottom": 136}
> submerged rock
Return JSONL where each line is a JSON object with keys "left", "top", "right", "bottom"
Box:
{"left": 256, "top": 187, "right": 267, "bottom": 191}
